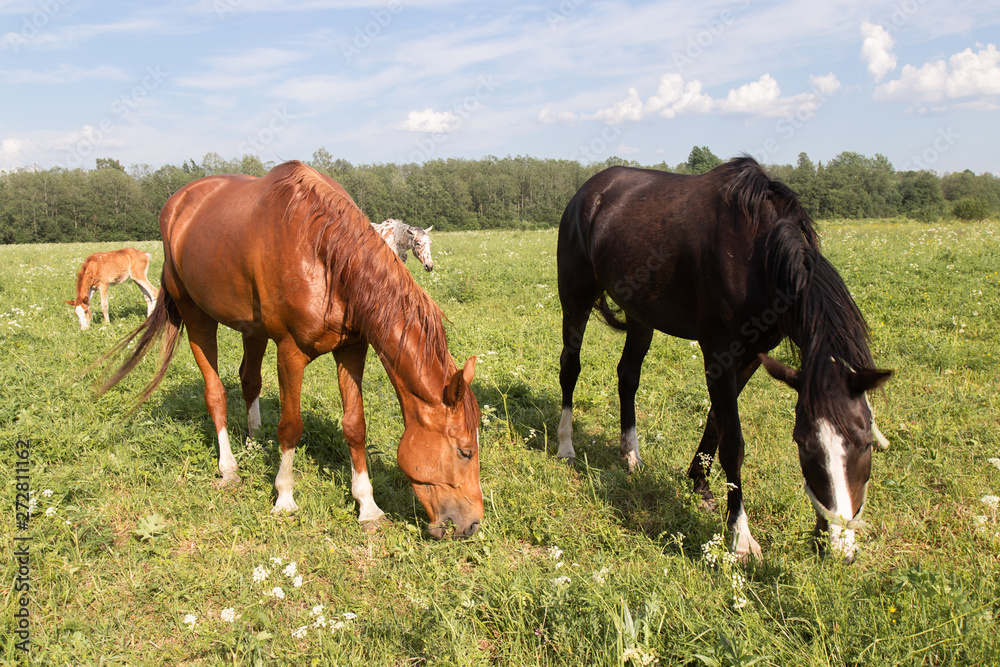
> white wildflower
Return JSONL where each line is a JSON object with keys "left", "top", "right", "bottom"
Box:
{"left": 252, "top": 565, "right": 269, "bottom": 583}
{"left": 310, "top": 604, "right": 325, "bottom": 616}
{"left": 313, "top": 615, "right": 328, "bottom": 628}
{"left": 982, "top": 495, "right": 1000, "bottom": 511}
{"left": 42, "top": 489, "right": 53, "bottom": 498}
{"left": 282, "top": 561, "right": 297, "bottom": 578}
{"left": 183, "top": 614, "right": 197, "bottom": 627}
{"left": 269, "top": 556, "right": 283, "bottom": 565}
{"left": 220, "top": 608, "right": 236, "bottom": 623}
{"left": 269, "top": 586, "right": 285, "bottom": 599}
{"left": 291, "top": 625, "right": 307, "bottom": 639}
{"left": 292, "top": 575, "right": 303, "bottom": 588}
{"left": 342, "top": 612, "right": 357, "bottom": 620}
{"left": 548, "top": 545, "right": 563, "bottom": 560}
{"left": 988, "top": 458, "right": 1000, "bottom": 472}
{"left": 45, "top": 507, "right": 56, "bottom": 518}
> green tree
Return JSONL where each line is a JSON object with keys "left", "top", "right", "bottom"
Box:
{"left": 686, "top": 146, "right": 722, "bottom": 174}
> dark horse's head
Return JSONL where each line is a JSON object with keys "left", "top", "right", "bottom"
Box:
{"left": 761, "top": 354, "right": 890, "bottom": 562}
{"left": 750, "top": 185, "right": 892, "bottom": 562}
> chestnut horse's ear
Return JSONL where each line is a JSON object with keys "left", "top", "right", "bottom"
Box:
{"left": 759, "top": 353, "right": 801, "bottom": 391}
{"left": 66, "top": 300, "right": 75, "bottom": 305}
{"left": 444, "top": 356, "right": 477, "bottom": 406}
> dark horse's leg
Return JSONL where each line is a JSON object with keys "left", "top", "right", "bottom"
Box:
{"left": 701, "top": 353, "right": 762, "bottom": 560}
{"left": 556, "top": 259, "right": 600, "bottom": 465}
{"left": 687, "top": 357, "right": 761, "bottom": 509}
{"left": 617, "top": 320, "right": 654, "bottom": 472}
{"left": 239, "top": 335, "right": 269, "bottom": 440}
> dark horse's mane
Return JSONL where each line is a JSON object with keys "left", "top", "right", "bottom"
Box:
{"left": 724, "top": 157, "right": 874, "bottom": 419}
{"left": 271, "top": 162, "right": 452, "bottom": 376}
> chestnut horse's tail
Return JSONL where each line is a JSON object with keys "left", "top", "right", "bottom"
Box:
{"left": 94, "top": 281, "right": 185, "bottom": 409}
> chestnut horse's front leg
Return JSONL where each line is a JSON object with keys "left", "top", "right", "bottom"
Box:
{"left": 333, "top": 339, "right": 386, "bottom": 531}
{"left": 273, "top": 341, "right": 309, "bottom": 513}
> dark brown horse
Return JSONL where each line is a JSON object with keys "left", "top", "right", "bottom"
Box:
{"left": 101, "top": 161, "right": 482, "bottom": 538}
{"left": 557, "top": 157, "right": 891, "bottom": 561}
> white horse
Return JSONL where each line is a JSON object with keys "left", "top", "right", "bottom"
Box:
{"left": 371, "top": 219, "right": 434, "bottom": 271}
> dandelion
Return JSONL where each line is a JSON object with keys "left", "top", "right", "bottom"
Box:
{"left": 282, "top": 561, "right": 297, "bottom": 578}
{"left": 220, "top": 608, "right": 236, "bottom": 623}
{"left": 291, "top": 626, "right": 307, "bottom": 639}
{"left": 42, "top": 489, "right": 53, "bottom": 498}
{"left": 183, "top": 614, "right": 197, "bottom": 627}
{"left": 45, "top": 507, "right": 56, "bottom": 518}
{"left": 252, "top": 565, "right": 269, "bottom": 583}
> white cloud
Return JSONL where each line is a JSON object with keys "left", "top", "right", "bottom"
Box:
{"left": 0, "top": 138, "right": 28, "bottom": 169}
{"left": 874, "top": 43, "right": 1000, "bottom": 107}
{"left": 615, "top": 143, "right": 639, "bottom": 155}
{"left": 398, "top": 109, "right": 461, "bottom": 133}
{"left": 0, "top": 64, "right": 128, "bottom": 84}
{"left": 860, "top": 22, "right": 897, "bottom": 82}
{"left": 545, "top": 72, "right": 838, "bottom": 125}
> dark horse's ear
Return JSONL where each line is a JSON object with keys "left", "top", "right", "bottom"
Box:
{"left": 848, "top": 367, "right": 893, "bottom": 395}
{"left": 759, "top": 353, "right": 801, "bottom": 391}
{"left": 444, "top": 356, "right": 477, "bottom": 406}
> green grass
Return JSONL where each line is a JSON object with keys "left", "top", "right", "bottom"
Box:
{"left": 0, "top": 222, "right": 998, "bottom": 666}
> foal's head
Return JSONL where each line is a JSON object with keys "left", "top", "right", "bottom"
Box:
{"left": 396, "top": 356, "right": 482, "bottom": 538}
{"left": 66, "top": 297, "right": 92, "bottom": 330}
{"left": 761, "top": 354, "right": 891, "bottom": 562}
{"left": 409, "top": 225, "right": 434, "bottom": 272}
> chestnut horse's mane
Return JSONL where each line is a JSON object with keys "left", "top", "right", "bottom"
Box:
{"left": 271, "top": 162, "right": 451, "bottom": 379}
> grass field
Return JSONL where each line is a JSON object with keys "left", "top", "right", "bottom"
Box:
{"left": 1, "top": 220, "right": 999, "bottom": 666}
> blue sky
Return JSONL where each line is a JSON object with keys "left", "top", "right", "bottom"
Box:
{"left": 2, "top": 0, "right": 999, "bottom": 174}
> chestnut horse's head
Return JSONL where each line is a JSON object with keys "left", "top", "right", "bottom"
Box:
{"left": 396, "top": 356, "right": 483, "bottom": 538}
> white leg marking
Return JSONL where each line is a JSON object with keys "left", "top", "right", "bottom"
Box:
{"left": 817, "top": 418, "right": 857, "bottom": 561}
{"left": 217, "top": 428, "right": 240, "bottom": 485}
{"left": 272, "top": 448, "right": 298, "bottom": 513}
{"left": 75, "top": 304, "right": 89, "bottom": 330}
{"left": 247, "top": 398, "right": 261, "bottom": 439}
{"left": 557, "top": 407, "right": 575, "bottom": 461}
{"left": 729, "top": 504, "right": 762, "bottom": 561}
{"left": 619, "top": 426, "right": 644, "bottom": 472}
{"left": 351, "top": 460, "right": 385, "bottom": 523}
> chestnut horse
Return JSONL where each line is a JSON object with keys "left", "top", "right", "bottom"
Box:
{"left": 67, "top": 247, "right": 158, "bottom": 329}
{"left": 100, "top": 161, "right": 482, "bottom": 538}
{"left": 557, "top": 157, "right": 891, "bottom": 561}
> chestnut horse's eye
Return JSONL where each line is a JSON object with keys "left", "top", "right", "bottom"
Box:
{"left": 459, "top": 448, "right": 473, "bottom": 460}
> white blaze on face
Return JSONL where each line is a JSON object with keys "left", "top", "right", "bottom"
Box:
{"left": 816, "top": 418, "right": 857, "bottom": 559}
{"left": 75, "top": 304, "right": 90, "bottom": 329}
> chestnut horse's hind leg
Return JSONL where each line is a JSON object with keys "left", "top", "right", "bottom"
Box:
{"left": 184, "top": 316, "right": 241, "bottom": 487}
{"left": 333, "top": 340, "right": 386, "bottom": 530}
{"left": 272, "top": 341, "right": 310, "bottom": 513}
{"left": 239, "top": 336, "right": 268, "bottom": 440}
{"left": 132, "top": 276, "right": 158, "bottom": 317}
{"left": 617, "top": 320, "right": 654, "bottom": 472}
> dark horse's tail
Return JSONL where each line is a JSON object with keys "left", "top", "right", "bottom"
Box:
{"left": 92, "top": 280, "right": 185, "bottom": 409}
{"left": 595, "top": 294, "right": 627, "bottom": 331}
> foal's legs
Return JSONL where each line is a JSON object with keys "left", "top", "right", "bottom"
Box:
{"left": 272, "top": 340, "right": 310, "bottom": 513}
{"left": 333, "top": 340, "right": 386, "bottom": 528}
{"left": 132, "top": 276, "right": 158, "bottom": 317}
{"left": 617, "top": 320, "right": 654, "bottom": 472}
{"left": 239, "top": 336, "right": 268, "bottom": 440}
{"left": 183, "top": 313, "right": 240, "bottom": 487}
{"left": 98, "top": 283, "right": 111, "bottom": 323}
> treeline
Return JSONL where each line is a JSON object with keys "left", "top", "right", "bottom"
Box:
{"left": 1, "top": 147, "right": 998, "bottom": 244}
